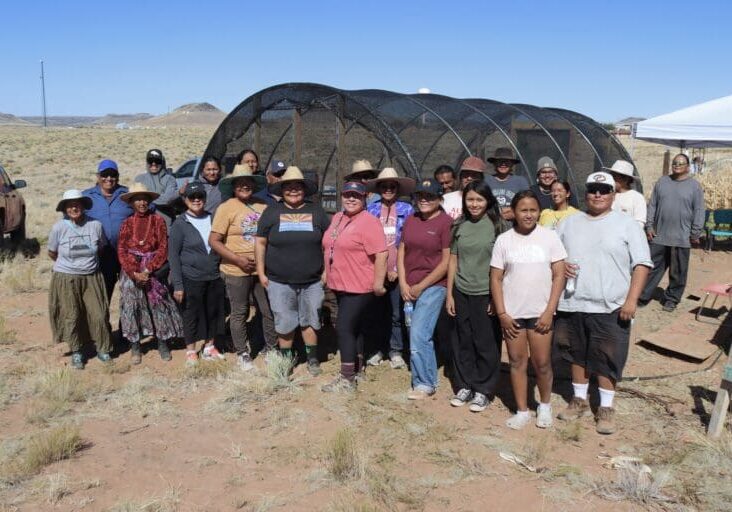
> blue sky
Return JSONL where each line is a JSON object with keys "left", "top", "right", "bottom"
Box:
{"left": 2, "top": 0, "right": 730, "bottom": 122}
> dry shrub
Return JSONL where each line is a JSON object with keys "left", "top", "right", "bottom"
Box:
{"left": 698, "top": 172, "right": 732, "bottom": 209}
{"left": 0, "top": 256, "right": 50, "bottom": 293}
{"left": 592, "top": 462, "right": 674, "bottom": 506}
{"left": 26, "top": 368, "right": 96, "bottom": 424}
{"left": 555, "top": 420, "right": 583, "bottom": 443}
{"left": 106, "top": 484, "right": 181, "bottom": 512}
{"left": 0, "top": 315, "right": 17, "bottom": 345}
{"left": 0, "top": 425, "right": 83, "bottom": 483}
{"left": 183, "top": 358, "right": 232, "bottom": 380}
{"left": 324, "top": 428, "right": 366, "bottom": 482}
{"left": 364, "top": 470, "right": 425, "bottom": 510}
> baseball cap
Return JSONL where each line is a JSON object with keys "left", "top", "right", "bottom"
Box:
{"left": 183, "top": 181, "right": 207, "bottom": 198}
{"left": 585, "top": 171, "right": 615, "bottom": 189}
{"left": 267, "top": 159, "right": 287, "bottom": 177}
{"left": 146, "top": 149, "right": 164, "bottom": 163}
{"left": 342, "top": 181, "right": 367, "bottom": 196}
{"left": 97, "top": 159, "right": 118, "bottom": 173}
{"left": 413, "top": 178, "right": 442, "bottom": 197}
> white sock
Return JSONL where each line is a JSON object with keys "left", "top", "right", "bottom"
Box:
{"left": 515, "top": 410, "right": 531, "bottom": 417}
{"left": 537, "top": 402, "right": 552, "bottom": 412}
{"left": 599, "top": 387, "right": 615, "bottom": 408}
{"left": 572, "top": 382, "right": 589, "bottom": 400}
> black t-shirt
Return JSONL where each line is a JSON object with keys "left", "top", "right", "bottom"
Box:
{"left": 256, "top": 201, "right": 330, "bottom": 284}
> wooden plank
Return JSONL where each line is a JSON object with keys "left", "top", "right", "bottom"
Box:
{"left": 639, "top": 315, "right": 724, "bottom": 361}
{"left": 708, "top": 352, "right": 732, "bottom": 438}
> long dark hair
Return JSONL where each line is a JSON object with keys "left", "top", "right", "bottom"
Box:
{"left": 510, "top": 189, "right": 541, "bottom": 210}
{"left": 236, "top": 149, "right": 259, "bottom": 165}
{"left": 453, "top": 181, "right": 500, "bottom": 233}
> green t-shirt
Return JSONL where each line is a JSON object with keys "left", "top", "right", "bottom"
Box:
{"left": 450, "top": 216, "right": 496, "bottom": 295}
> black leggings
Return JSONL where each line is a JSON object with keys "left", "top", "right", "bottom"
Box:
{"left": 180, "top": 277, "right": 226, "bottom": 345}
{"left": 451, "top": 289, "right": 502, "bottom": 396}
{"left": 335, "top": 292, "right": 374, "bottom": 365}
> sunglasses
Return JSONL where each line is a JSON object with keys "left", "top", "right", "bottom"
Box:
{"left": 586, "top": 184, "right": 614, "bottom": 195}
{"left": 147, "top": 160, "right": 163, "bottom": 166}
{"left": 379, "top": 183, "right": 398, "bottom": 190}
{"left": 99, "top": 172, "right": 119, "bottom": 179}
{"left": 187, "top": 194, "right": 206, "bottom": 202}
{"left": 495, "top": 160, "right": 514, "bottom": 168}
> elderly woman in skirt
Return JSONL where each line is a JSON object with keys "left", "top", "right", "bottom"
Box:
{"left": 48, "top": 189, "right": 113, "bottom": 369}
{"left": 118, "top": 183, "right": 183, "bottom": 364}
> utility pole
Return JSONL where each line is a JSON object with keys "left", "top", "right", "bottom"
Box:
{"left": 40, "top": 60, "right": 47, "bottom": 128}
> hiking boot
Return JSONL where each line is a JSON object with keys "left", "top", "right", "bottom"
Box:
{"left": 366, "top": 352, "right": 384, "bottom": 367}
{"left": 536, "top": 405, "right": 554, "bottom": 428}
{"left": 321, "top": 375, "right": 356, "bottom": 393}
{"left": 97, "top": 352, "right": 112, "bottom": 363}
{"left": 596, "top": 406, "right": 616, "bottom": 435}
{"left": 558, "top": 397, "right": 592, "bottom": 421}
{"left": 130, "top": 343, "right": 142, "bottom": 365}
{"left": 71, "top": 352, "right": 85, "bottom": 370}
{"left": 307, "top": 359, "right": 322, "bottom": 376}
{"left": 185, "top": 350, "right": 199, "bottom": 367}
{"left": 158, "top": 339, "right": 172, "bottom": 361}
{"left": 662, "top": 301, "right": 677, "bottom": 312}
{"left": 202, "top": 345, "right": 225, "bottom": 361}
{"left": 237, "top": 353, "right": 255, "bottom": 372}
{"left": 450, "top": 388, "right": 473, "bottom": 407}
{"left": 389, "top": 354, "right": 406, "bottom": 370}
{"left": 468, "top": 392, "right": 489, "bottom": 412}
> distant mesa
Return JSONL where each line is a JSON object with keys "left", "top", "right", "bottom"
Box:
{"left": 138, "top": 102, "right": 226, "bottom": 127}
{"left": 0, "top": 112, "right": 35, "bottom": 126}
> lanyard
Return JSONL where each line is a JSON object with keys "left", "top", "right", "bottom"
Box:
{"left": 328, "top": 213, "right": 355, "bottom": 268}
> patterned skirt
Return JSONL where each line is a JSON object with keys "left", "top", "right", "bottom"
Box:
{"left": 119, "top": 271, "right": 183, "bottom": 344}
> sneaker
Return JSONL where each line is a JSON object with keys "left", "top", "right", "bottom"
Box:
{"left": 130, "top": 343, "right": 142, "bottom": 365}
{"left": 185, "top": 350, "right": 199, "bottom": 367}
{"left": 158, "top": 339, "right": 172, "bottom": 361}
{"left": 468, "top": 392, "right": 489, "bottom": 412}
{"left": 596, "top": 406, "right": 616, "bottom": 435}
{"left": 202, "top": 345, "right": 225, "bottom": 361}
{"left": 321, "top": 375, "right": 356, "bottom": 393}
{"left": 71, "top": 352, "right": 85, "bottom": 370}
{"left": 389, "top": 354, "right": 406, "bottom": 369}
{"left": 307, "top": 359, "right": 322, "bottom": 376}
{"left": 97, "top": 352, "right": 112, "bottom": 363}
{"left": 536, "top": 405, "right": 554, "bottom": 428}
{"left": 237, "top": 353, "right": 255, "bottom": 372}
{"left": 366, "top": 352, "right": 384, "bottom": 367}
{"left": 407, "top": 389, "right": 433, "bottom": 400}
{"left": 662, "top": 301, "right": 677, "bottom": 312}
{"left": 506, "top": 411, "right": 532, "bottom": 430}
{"left": 557, "top": 397, "right": 592, "bottom": 421}
{"left": 450, "top": 388, "right": 473, "bottom": 407}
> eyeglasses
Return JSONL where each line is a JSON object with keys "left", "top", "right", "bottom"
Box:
{"left": 586, "top": 184, "right": 613, "bottom": 195}
{"left": 147, "top": 160, "right": 163, "bottom": 166}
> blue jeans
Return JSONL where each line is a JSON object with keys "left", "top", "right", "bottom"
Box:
{"left": 409, "top": 285, "right": 447, "bottom": 393}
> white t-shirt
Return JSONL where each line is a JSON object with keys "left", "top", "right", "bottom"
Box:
{"left": 186, "top": 212, "right": 212, "bottom": 254}
{"left": 490, "top": 225, "right": 567, "bottom": 319}
{"left": 612, "top": 190, "right": 647, "bottom": 230}
{"left": 556, "top": 211, "right": 652, "bottom": 314}
{"left": 441, "top": 191, "right": 462, "bottom": 220}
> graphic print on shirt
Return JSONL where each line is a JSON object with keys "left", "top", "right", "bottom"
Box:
{"left": 507, "top": 243, "right": 546, "bottom": 264}
{"left": 240, "top": 211, "right": 261, "bottom": 242}
{"left": 68, "top": 234, "right": 96, "bottom": 260}
{"left": 278, "top": 213, "right": 314, "bottom": 232}
{"left": 492, "top": 187, "right": 516, "bottom": 208}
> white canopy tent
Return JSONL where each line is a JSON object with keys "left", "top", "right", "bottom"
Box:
{"left": 634, "top": 94, "right": 732, "bottom": 148}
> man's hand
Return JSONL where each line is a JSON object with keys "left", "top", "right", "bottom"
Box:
{"left": 387, "top": 271, "right": 398, "bottom": 282}
{"left": 646, "top": 228, "right": 656, "bottom": 242}
{"left": 173, "top": 290, "right": 184, "bottom": 303}
{"left": 409, "top": 284, "right": 424, "bottom": 300}
{"left": 259, "top": 275, "right": 269, "bottom": 289}
{"left": 238, "top": 256, "right": 256, "bottom": 273}
{"left": 446, "top": 295, "right": 456, "bottom": 317}
{"left": 619, "top": 300, "right": 637, "bottom": 322}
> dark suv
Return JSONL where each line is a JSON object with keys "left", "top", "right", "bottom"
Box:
{"left": 0, "top": 165, "right": 27, "bottom": 241}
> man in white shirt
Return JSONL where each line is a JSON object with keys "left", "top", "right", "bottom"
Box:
{"left": 607, "top": 160, "right": 646, "bottom": 231}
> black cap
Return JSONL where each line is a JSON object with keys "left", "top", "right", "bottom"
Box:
{"left": 413, "top": 178, "right": 442, "bottom": 197}
{"left": 146, "top": 148, "right": 164, "bottom": 164}
{"left": 183, "top": 181, "right": 207, "bottom": 198}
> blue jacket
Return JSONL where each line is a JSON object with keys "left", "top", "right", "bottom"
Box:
{"left": 82, "top": 185, "right": 133, "bottom": 249}
{"left": 366, "top": 199, "right": 414, "bottom": 247}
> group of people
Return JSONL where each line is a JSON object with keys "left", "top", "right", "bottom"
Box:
{"left": 47, "top": 145, "right": 705, "bottom": 435}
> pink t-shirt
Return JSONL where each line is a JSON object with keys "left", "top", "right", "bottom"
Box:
{"left": 401, "top": 211, "right": 453, "bottom": 287}
{"left": 490, "top": 225, "right": 567, "bottom": 319}
{"left": 323, "top": 210, "right": 387, "bottom": 293}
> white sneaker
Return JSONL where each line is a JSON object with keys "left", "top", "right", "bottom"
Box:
{"left": 536, "top": 405, "right": 553, "bottom": 428}
{"left": 237, "top": 353, "right": 255, "bottom": 372}
{"left": 366, "top": 352, "right": 384, "bottom": 367}
{"left": 389, "top": 354, "right": 406, "bottom": 369}
{"left": 506, "top": 411, "right": 532, "bottom": 430}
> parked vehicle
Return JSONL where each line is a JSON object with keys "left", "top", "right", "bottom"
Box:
{"left": 0, "top": 165, "right": 27, "bottom": 241}
{"left": 172, "top": 157, "right": 202, "bottom": 189}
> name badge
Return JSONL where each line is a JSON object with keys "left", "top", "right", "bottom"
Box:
{"left": 383, "top": 226, "right": 396, "bottom": 235}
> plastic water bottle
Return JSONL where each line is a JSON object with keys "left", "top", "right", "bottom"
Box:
{"left": 403, "top": 301, "right": 414, "bottom": 328}
{"left": 565, "top": 258, "right": 580, "bottom": 294}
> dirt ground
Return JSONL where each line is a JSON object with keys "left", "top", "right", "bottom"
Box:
{"left": 1, "top": 126, "right": 731, "bottom": 511}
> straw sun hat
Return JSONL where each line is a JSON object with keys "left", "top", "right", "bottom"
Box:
{"left": 219, "top": 164, "right": 267, "bottom": 199}
{"left": 344, "top": 159, "right": 378, "bottom": 181}
{"left": 366, "top": 167, "right": 415, "bottom": 194}
{"left": 268, "top": 166, "right": 319, "bottom": 196}
{"left": 121, "top": 182, "right": 160, "bottom": 203}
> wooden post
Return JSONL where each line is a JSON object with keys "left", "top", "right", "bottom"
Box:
{"left": 253, "top": 96, "right": 262, "bottom": 156}
{"left": 335, "top": 95, "right": 346, "bottom": 211}
{"left": 662, "top": 150, "right": 670, "bottom": 176}
{"left": 707, "top": 351, "right": 732, "bottom": 438}
{"left": 293, "top": 108, "right": 302, "bottom": 167}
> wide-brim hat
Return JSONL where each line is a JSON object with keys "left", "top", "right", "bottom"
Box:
{"left": 219, "top": 164, "right": 267, "bottom": 199}
{"left": 486, "top": 147, "right": 521, "bottom": 165}
{"left": 459, "top": 156, "right": 488, "bottom": 174}
{"left": 602, "top": 159, "right": 635, "bottom": 181}
{"left": 344, "top": 159, "right": 378, "bottom": 181}
{"left": 56, "top": 189, "right": 93, "bottom": 212}
{"left": 121, "top": 182, "right": 160, "bottom": 203}
{"left": 268, "top": 166, "right": 319, "bottom": 196}
{"left": 366, "top": 167, "right": 416, "bottom": 194}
